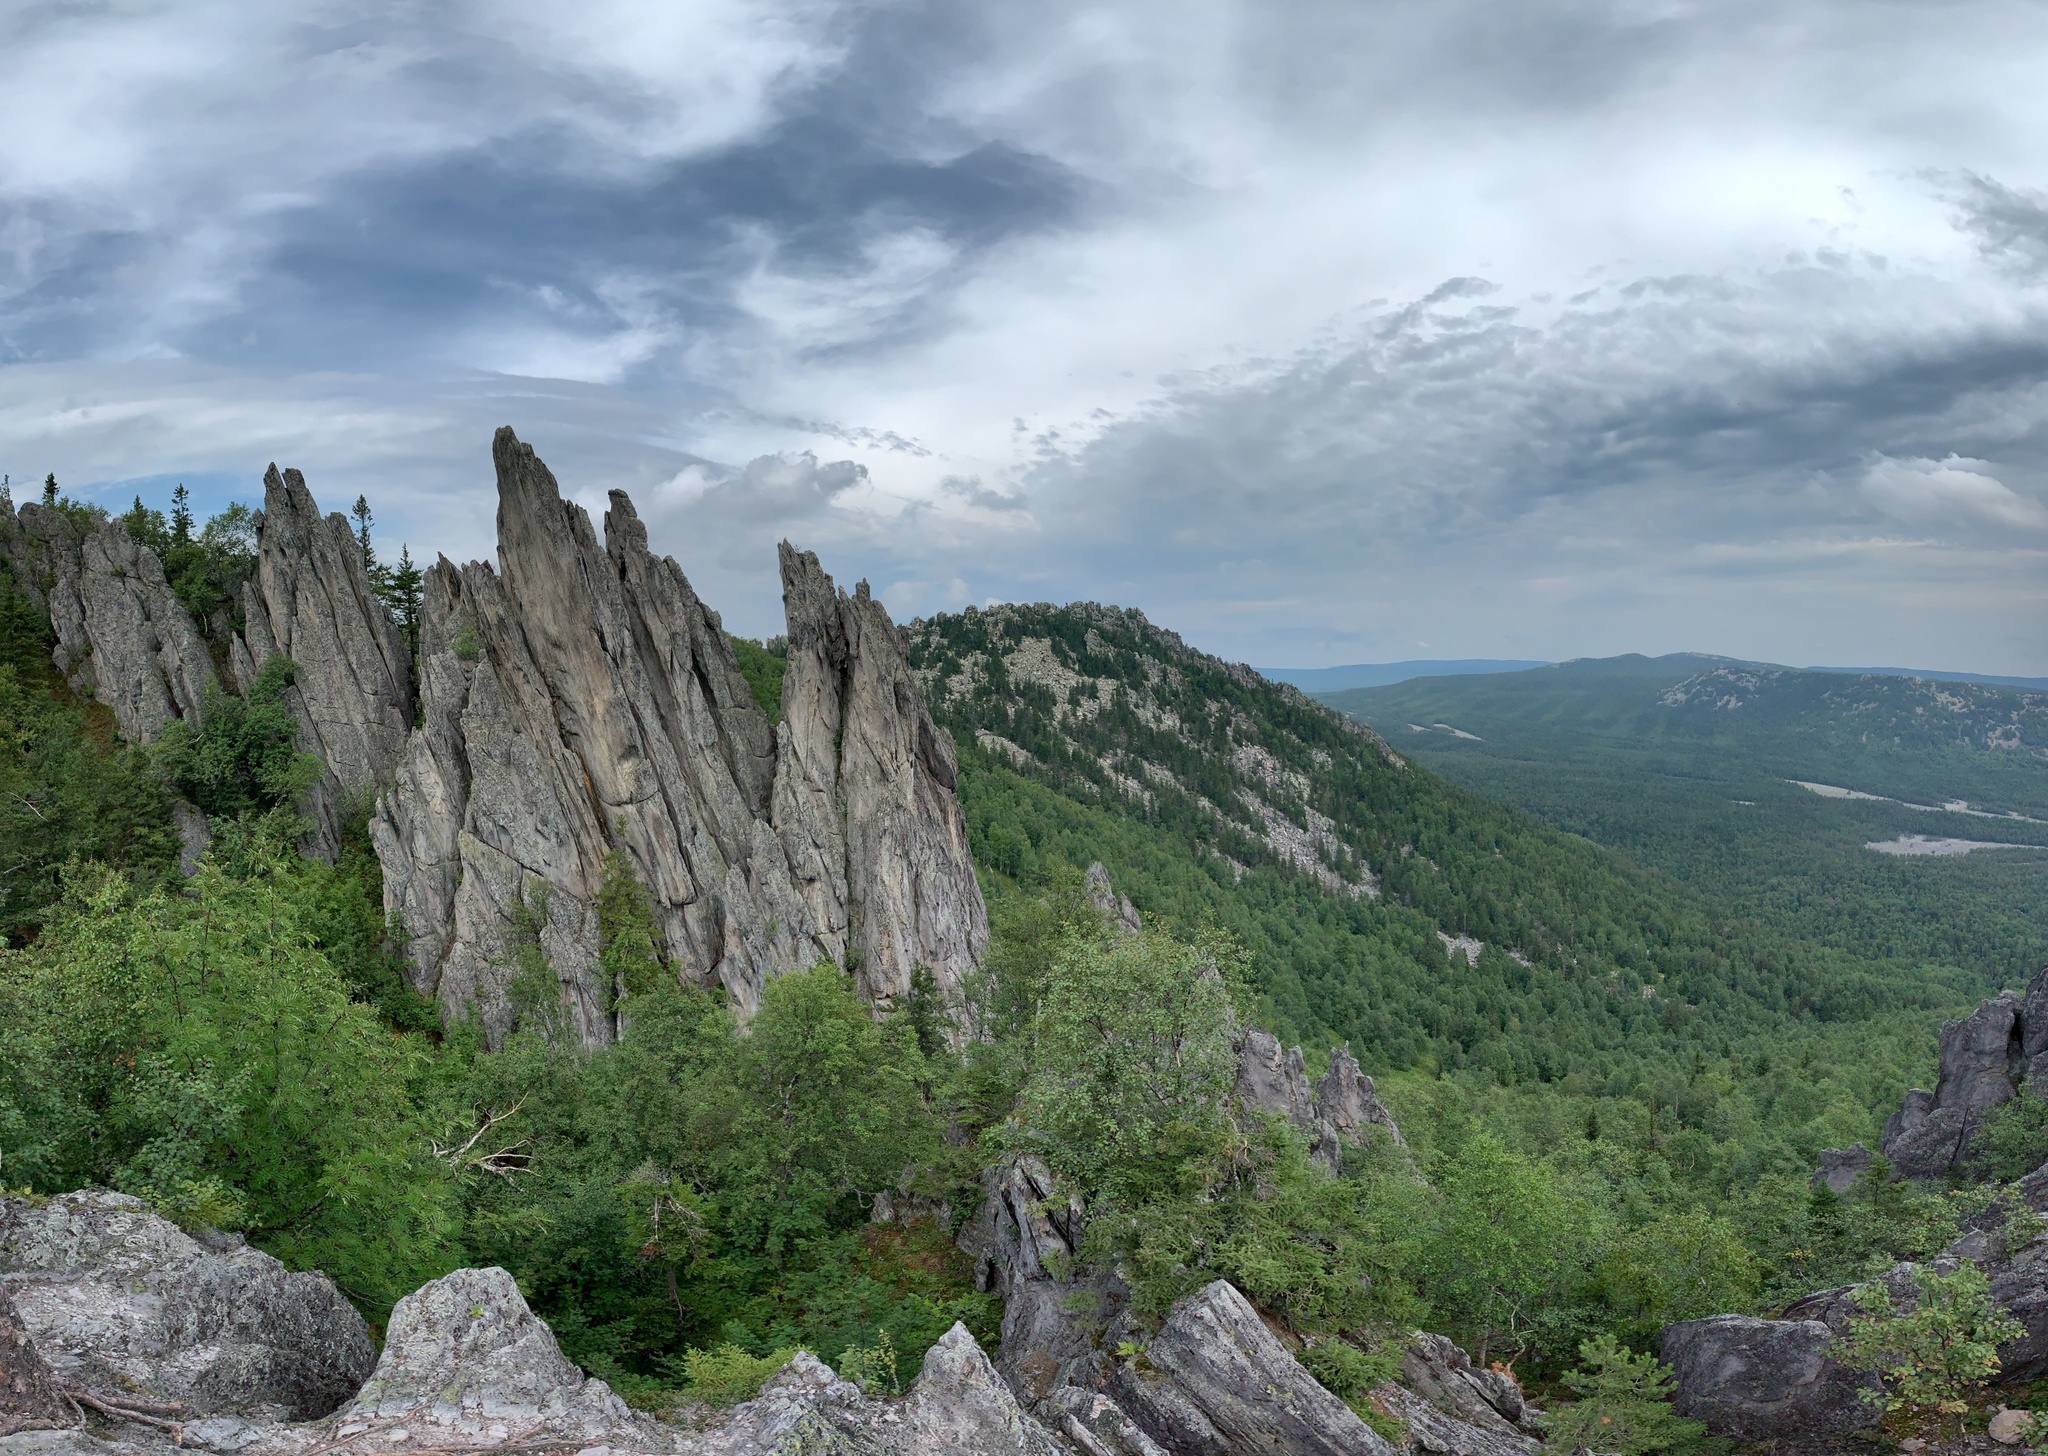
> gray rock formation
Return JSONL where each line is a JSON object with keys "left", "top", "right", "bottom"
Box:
{"left": 1659, "top": 1315, "right": 1876, "bottom": 1440}
{"left": 0, "top": 1285, "right": 74, "bottom": 1437}
{"left": 1778, "top": 1170, "right": 2048, "bottom": 1386}
{"left": 373, "top": 429, "right": 985, "bottom": 1043}
{"left": 1811, "top": 1144, "right": 1873, "bottom": 1195}
{"left": 233, "top": 466, "right": 414, "bottom": 859}
{"left": 335, "top": 1266, "right": 633, "bottom": 1443}
{"left": 1039, "top": 1386, "right": 1168, "bottom": 1456}
{"left": 1108, "top": 1281, "right": 1397, "bottom": 1456}
{"left": 1234, "top": 1030, "right": 1403, "bottom": 1173}
{"left": 1084, "top": 863, "right": 1142, "bottom": 936}
{"left": 958, "top": 1154, "right": 1098, "bottom": 1403}
{"left": 885, "top": 1324, "right": 1068, "bottom": 1456}
{"left": 1377, "top": 1333, "right": 1539, "bottom": 1456}
{"left": 0, "top": 1192, "right": 372, "bottom": 1422}
{"left": 1879, "top": 967, "right": 2048, "bottom": 1180}
{"left": 774, "top": 544, "right": 987, "bottom": 1005}
{"left": 0, "top": 500, "right": 216, "bottom": 744}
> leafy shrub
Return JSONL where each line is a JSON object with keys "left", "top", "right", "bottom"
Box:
{"left": 681, "top": 1344, "right": 798, "bottom": 1406}
{"left": 154, "top": 656, "right": 321, "bottom": 821}
{"left": 1976, "top": 1094, "right": 2048, "bottom": 1182}
{"left": 1542, "top": 1334, "right": 1704, "bottom": 1456}
{"left": 1834, "top": 1264, "right": 2024, "bottom": 1433}
{"left": 836, "top": 1330, "right": 899, "bottom": 1395}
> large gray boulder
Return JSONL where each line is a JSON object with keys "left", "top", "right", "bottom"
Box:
{"left": 334, "top": 1266, "right": 631, "bottom": 1442}
{"left": 1110, "top": 1281, "right": 1398, "bottom": 1456}
{"left": 1659, "top": 1315, "right": 1876, "bottom": 1440}
{"left": 233, "top": 465, "right": 415, "bottom": 860}
{"left": 373, "top": 430, "right": 986, "bottom": 1044}
{"left": 0, "top": 1192, "right": 372, "bottom": 1422}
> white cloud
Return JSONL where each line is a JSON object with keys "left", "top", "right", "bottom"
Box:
{"left": 1861, "top": 454, "right": 2048, "bottom": 530}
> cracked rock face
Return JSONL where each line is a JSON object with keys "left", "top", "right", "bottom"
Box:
{"left": 373, "top": 429, "right": 985, "bottom": 1044}
{"left": 775, "top": 544, "right": 987, "bottom": 1006}
{"left": 0, "top": 1193, "right": 372, "bottom": 1423}
{"left": 1111, "top": 1281, "right": 1397, "bottom": 1456}
{"left": 0, "top": 501, "right": 216, "bottom": 744}
{"left": 1234, "top": 1030, "right": 1404, "bottom": 1174}
{"left": 234, "top": 467, "right": 415, "bottom": 860}
{"left": 1660, "top": 1315, "right": 1877, "bottom": 1440}
{"left": 1880, "top": 966, "right": 2048, "bottom": 1181}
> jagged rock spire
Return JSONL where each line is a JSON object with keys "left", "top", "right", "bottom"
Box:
{"left": 235, "top": 464, "right": 416, "bottom": 859}
{"left": 775, "top": 543, "right": 988, "bottom": 1004}
{"left": 0, "top": 496, "right": 215, "bottom": 742}
{"left": 374, "top": 428, "right": 985, "bottom": 1044}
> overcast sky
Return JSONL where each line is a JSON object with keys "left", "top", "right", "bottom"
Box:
{"left": 4, "top": 0, "right": 2048, "bottom": 671}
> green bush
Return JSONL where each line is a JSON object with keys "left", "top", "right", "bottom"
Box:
{"left": 836, "top": 1330, "right": 899, "bottom": 1395}
{"left": 1976, "top": 1094, "right": 2048, "bottom": 1182}
{"left": 1300, "top": 1337, "right": 1405, "bottom": 1441}
{"left": 681, "top": 1344, "right": 799, "bottom": 1406}
{"left": 1835, "top": 1264, "right": 2024, "bottom": 1433}
{"left": 1542, "top": 1334, "right": 1704, "bottom": 1456}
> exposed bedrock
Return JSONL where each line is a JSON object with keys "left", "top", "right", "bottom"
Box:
{"left": 373, "top": 428, "right": 986, "bottom": 1044}
{"left": 1233, "top": 1029, "right": 1404, "bottom": 1174}
{"left": 0, "top": 1192, "right": 373, "bottom": 1424}
{"left": 232, "top": 466, "right": 415, "bottom": 860}
{"left": 1877, "top": 964, "right": 2048, "bottom": 1181}
{"left": 0, "top": 498, "right": 215, "bottom": 744}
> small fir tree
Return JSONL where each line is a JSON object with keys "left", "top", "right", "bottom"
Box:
{"left": 1542, "top": 1334, "right": 1704, "bottom": 1456}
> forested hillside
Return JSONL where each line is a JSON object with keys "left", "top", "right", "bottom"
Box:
{"left": 1, "top": 479, "right": 2031, "bottom": 1435}
{"left": 1322, "top": 656, "right": 2048, "bottom": 985}
{"left": 904, "top": 607, "right": 2025, "bottom": 1213}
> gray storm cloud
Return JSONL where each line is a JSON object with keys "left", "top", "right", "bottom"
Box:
{"left": 2, "top": 0, "right": 2047, "bottom": 667}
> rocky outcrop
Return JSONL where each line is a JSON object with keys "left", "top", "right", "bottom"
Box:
{"left": 1880, "top": 966, "right": 2048, "bottom": 1181}
{"left": 1811, "top": 1144, "right": 1872, "bottom": 1195}
{"left": 0, "top": 1286, "right": 74, "bottom": 1437}
{"left": 1659, "top": 1315, "right": 1876, "bottom": 1440}
{"left": 1778, "top": 1171, "right": 2048, "bottom": 1386}
{"left": 1234, "top": 1030, "right": 1403, "bottom": 1173}
{"left": 0, "top": 500, "right": 215, "bottom": 744}
{"left": 1377, "top": 1333, "right": 1539, "bottom": 1456}
{"left": 0, "top": 1192, "right": 372, "bottom": 1423}
{"left": 959, "top": 1154, "right": 1099, "bottom": 1403}
{"left": 335, "top": 1266, "right": 633, "bottom": 1443}
{"left": 1084, "top": 863, "right": 1141, "bottom": 936}
{"left": 233, "top": 467, "right": 414, "bottom": 859}
{"left": 372, "top": 429, "right": 985, "bottom": 1043}
{"left": 1109, "top": 1281, "right": 1397, "bottom": 1456}
{"left": 774, "top": 544, "right": 986, "bottom": 1005}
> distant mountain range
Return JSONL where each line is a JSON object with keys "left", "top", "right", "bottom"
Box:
{"left": 1260, "top": 655, "right": 2048, "bottom": 694}
{"left": 1257, "top": 658, "right": 1551, "bottom": 692}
